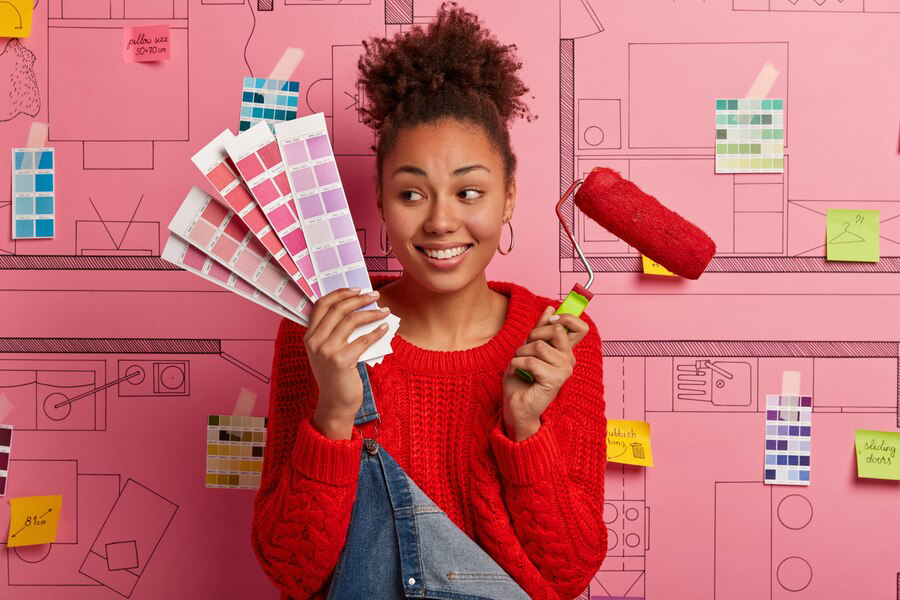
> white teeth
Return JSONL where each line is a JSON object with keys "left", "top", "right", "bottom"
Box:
{"left": 423, "top": 245, "right": 468, "bottom": 259}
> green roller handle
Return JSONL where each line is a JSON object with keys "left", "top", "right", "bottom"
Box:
{"left": 515, "top": 284, "right": 593, "bottom": 383}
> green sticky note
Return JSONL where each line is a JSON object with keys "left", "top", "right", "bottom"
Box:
{"left": 855, "top": 430, "right": 900, "bottom": 480}
{"left": 826, "top": 209, "right": 879, "bottom": 262}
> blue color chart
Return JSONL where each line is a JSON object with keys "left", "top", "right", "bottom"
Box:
{"left": 239, "top": 77, "right": 300, "bottom": 132}
{"left": 12, "top": 148, "right": 55, "bottom": 239}
{"left": 764, "top": 394, "right": 812, "bottom": 485}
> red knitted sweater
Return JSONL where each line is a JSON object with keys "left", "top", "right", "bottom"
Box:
{"left": 251, "top": 274, "right": 608, "bottom": 599}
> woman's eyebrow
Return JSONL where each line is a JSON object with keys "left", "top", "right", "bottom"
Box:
{"left": 391, "top": 164, "right": 491, "bottom": 178}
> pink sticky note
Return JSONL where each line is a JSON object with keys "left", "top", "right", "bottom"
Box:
{"left": 123, "top": 24, "right": 171, "bottom": 63}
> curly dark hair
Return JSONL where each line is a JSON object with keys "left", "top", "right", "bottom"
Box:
{"left": 357, "top": 1, "right": 536, "bottom": 192}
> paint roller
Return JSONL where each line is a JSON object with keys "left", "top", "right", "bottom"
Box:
{"left": 515, "top": 166, "right": 717, "bottom": 382}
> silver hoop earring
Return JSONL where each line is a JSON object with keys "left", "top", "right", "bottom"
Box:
{"left": 379, "top": 221, "right": 392, "bottom": 256}
{"left": 497, "top": 219, "right": 514, "bottom": 255}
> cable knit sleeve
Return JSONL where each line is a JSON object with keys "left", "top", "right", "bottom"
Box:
{"left": 251, "top": 317, "right": 364, "bottom": 599}
{"left": 488, "top": 311, "right": 608, "bottom": 600}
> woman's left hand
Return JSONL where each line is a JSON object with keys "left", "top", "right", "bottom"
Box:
{"left": 501, "top": 306, "right": 590, "bottom": 440}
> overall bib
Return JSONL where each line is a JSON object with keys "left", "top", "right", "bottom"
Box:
{"left": 326, "top": 363, "right": 530, "bottom": 600}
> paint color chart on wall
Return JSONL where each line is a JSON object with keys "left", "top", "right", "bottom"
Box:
{"left": 239, "top": 77, "right": 299, "bottom": 133}
{"left": 191, "top": 130, "right": 314, "bottom": 297}
{"left": 162, "top": 234, "right": 305, "bottom": 325}
{"left": 224, "top": 122, "right": 321, "bottom": 299}
{"left": 764, "top": 394, "right": 812, "bottom": 485}
{"left": 0, "top": 425, "right": 11, "bottom": 496}
{"left": 11, "top": 147, "right": 55, "bottom": 239}
{"left": 168, "top": 187, "right": 312, "bottom": 320}
{"left": 206, "top": 415, "right": 266, "bottom": 490}
{"left": 715, "top": 98, "right": 784, "bottom": 173}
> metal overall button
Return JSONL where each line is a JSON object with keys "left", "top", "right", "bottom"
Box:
{"left": 363, "top": 416, "right": 381, "bottom": 455}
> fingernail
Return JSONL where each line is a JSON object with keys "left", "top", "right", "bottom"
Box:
{"left": 379, "top": 323, "right": 388, "bottom": 329}
{"left": 380, "top": 306, "right": 390, "bottom": 312}
{"left": 368, "top": 290, "right": 379, "bottom": 297}
{"left": 350, "top": 287, "right": 361, "bottom": 292}
{"left": 548, "top": 315, "right": 560, "bottom": 322}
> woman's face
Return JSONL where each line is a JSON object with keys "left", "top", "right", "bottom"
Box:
{"left": 378, "top": 118, "right": 516, "bottom": 294}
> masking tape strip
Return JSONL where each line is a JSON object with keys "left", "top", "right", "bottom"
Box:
{"left": 268, "top": 47, "right": 304, "bottom": 81}
{"left": 26, "top": 122, "right": 48, "bottom": 148}
{"left": 781, "top": 370, "right": 801, "bottom": 396}
{"left": 231, "top": 387, "right": 258, "bottom": 416}
{"left": 745, "top": 61, "right": 780, "bottom": 99}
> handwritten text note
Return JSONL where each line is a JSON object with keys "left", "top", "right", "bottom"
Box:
{"left": 123, "top": 24, "right": 171, "bottom": 63}
{"left": 855, "top": 429, "right": 900, "bottom": 481}
{"left": 607, "top": 419, "right": 654, "bottom": 467}
{"left": 7, "top": 495, "right": 62, "bottom": 547}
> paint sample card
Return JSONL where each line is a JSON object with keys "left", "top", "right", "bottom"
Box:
{"left": 275, "top": 114, "right": 399, "bottom": 365}
{"left": 123, "top": 24, "right": 170, "bottom": 62}
{"left": 764, "top": 394, "right": 811, "bottom": 485}
{"left": 239, "top": 77, "right": 299, "bottom": 133}
{"left": 12, "top": 148, "right": 54, "bottom": 239}
{"left": 275, "top": 114, "right": 372, "bottom": 296}
{"left": 715, "top": 98, "right": 784, "bottom": 173}
{"left": 641, "top": 255, "right": 675, "bottom": 276}
{"left": 826, "top": 209, "right": 879, "bottom": 262}
{"left": 168, "top": 187, "right": 313, "bottom": 320}
{"left": 191, "top": 130, "right": 316, "bottom": 299}
{"left": 162, "top": 234, "right": 306, "bottom": 325}
{"left": 225, "top": 122, "right": 322, "bottom": 299}
{"left": 0, "top": 0, "right": 32, "bottom": 38}
{"left": 855, "top": 429, "right": 900, "bottom": 481}
{"left": 206, "top": 415, "right": 267, "bottom": 489}
{"left": 0, "top": 425, "right": 11, "bottom": 496}
{"left": 606, "top": 419, "right": 654, "bottom": 467}
{"left": 7, "top": 494, "right": 62, "bottom": 547}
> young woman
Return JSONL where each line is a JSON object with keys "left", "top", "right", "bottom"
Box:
{"left": 251, "top": 4, "right": 607, "bottom": 599}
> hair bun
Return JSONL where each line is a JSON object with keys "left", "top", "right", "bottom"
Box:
{"left": 357, "top": 1, "right": 535, "bottom": 133}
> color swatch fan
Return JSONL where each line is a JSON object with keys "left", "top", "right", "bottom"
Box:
{"left": 165, "top": 111, "right": 399, "bottom": 367}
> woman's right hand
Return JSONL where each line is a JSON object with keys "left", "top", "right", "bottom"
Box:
{"left": 304, "top": 287, "right": 391, "bottom": 437}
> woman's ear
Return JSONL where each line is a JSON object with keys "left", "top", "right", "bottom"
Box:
{"left": 503, "top": 177, "right": 517, "bottom": 222}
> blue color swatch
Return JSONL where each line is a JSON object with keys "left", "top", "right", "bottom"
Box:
{"left": 12, "top": 148, "right": 55, "bottom": 240}
{"left": 239, "top": 77, "right": 300, "bottom": 132}
{"left": 764, "top": 394, "right": 812, "bottom": 485}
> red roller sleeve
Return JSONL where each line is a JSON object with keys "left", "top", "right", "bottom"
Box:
{"left": 573, "top": 167, "right": 716, "bottom": 280}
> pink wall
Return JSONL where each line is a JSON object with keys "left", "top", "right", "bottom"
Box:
{"left": 1, "top": 0, "right": 898, "bottom": 598}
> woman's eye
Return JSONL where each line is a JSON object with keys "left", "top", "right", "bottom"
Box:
{"left": 401, "top": 190, "right": 423, "bottom": 201}
{"left": 459, "top": 189, "right": 482, "bottom": 201}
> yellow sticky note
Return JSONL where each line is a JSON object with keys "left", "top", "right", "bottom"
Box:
{"left": 607, "top": 419, "right": 653, "bottom": 467}
{"left": 826, "top": 209, "right": 879, "bottom": 262}
{"left": 0, "top": 0, "right": 33, "bottom": 38}
{"left": 855, "top": 430, "right": 900, "bottom": 481}
{"left": 641, "top": 255, "right": 676, "bottom": 277}
{"left": 7, "top": 495, "right": 62, "bottom": 547}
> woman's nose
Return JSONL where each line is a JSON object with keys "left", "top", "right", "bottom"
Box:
{"left": 423, "top": 195, "right": 458, "bottom": 234}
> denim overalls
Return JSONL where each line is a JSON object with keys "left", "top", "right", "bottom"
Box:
{"left": 326, "top": 363, "right": 530, "bottom": 600}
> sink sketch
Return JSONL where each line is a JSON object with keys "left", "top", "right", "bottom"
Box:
{"left": 675, "top": 359, "right": 753, "bottom": 406}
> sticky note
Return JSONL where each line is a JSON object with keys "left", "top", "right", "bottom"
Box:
{"left": 855, "top": 430, "right": 900, "bottom": 481}
{"left": 0, "top": 0, "right": 32, "bottom": 38}
{"left": 826, "top": 209, "right": 879, "bottom": 262}
{"left": 607, "top": 419, "right": 653, "bottom": 467}
{"left": 641, "top": 255, "right": 676, "bottom": 276}
{"left": 123, "top": 24, "right": 170, "bottom": 62}
{"left": 7, "top": 494, "right": 62, "bottom": 547}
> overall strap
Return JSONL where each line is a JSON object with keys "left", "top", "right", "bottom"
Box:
{"left": 353, "top": 362, "right": 380, "bottom": 426}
